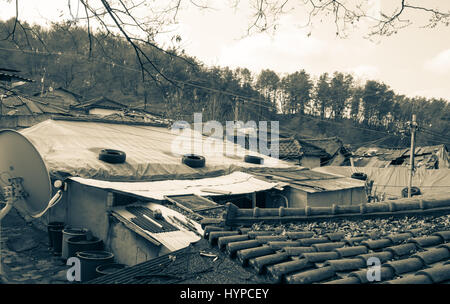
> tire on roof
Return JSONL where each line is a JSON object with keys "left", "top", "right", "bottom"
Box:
{"left": 351, "top": 172, "right": 367, "bottom": 181}
{"left": 99, "top": 149, "right": 126, "bottom": 164}
{"left": 244, "top": 155, "right": 264, "bottom": 165}
{"left": 401, "top": 186, "right": 421, "bottom": 198}
{"left": 182, "top": 154, "right": 206, "bottom": 168}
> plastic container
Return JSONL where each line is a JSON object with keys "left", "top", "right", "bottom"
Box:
{"left": 47, "top": 222, "right": 64, "bottom": 248}
{"left": 48, "top": 227, "right": 64, "bottom": 256}
{"left": 62, "top": 227, "right": 89, "bottom": 260}
{"left": 96, "top": 263, "right": 127, "bottom": 276}
{"left": 67, "top": 235, "right": 104, "bottom": 259}
{"left": 76, "top": 251, "right": 114, "bottom": 282}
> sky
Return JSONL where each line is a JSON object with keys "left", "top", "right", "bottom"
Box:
{"left": 1, "top": 0, "right": 449, "bottom": 101}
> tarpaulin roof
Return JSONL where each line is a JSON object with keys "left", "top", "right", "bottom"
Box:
{"left": 69, "top": 171, "right": 282, "bottom": 200}
{"left": 252, "top": 168, "right": 365, "bottom": 193}
{"left": 353, "top": 145, "right": 449, "bottom": 169}
{"left": 20, "top": 119, "right": 293, "bottom": 181}
{"left": 312, "top": 166, "right": 450, "bottom": 198}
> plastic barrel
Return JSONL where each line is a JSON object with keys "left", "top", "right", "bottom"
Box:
{"left": 96, "top": 263, "right": 127, "bottom": 276}
{"left": 67, "top": 235, "right": 104, "bottom": 259}
{"left": 76, "top": 251, "right": 114, "bottom": 282}
{"left": 62, "top": 227, "right": 89, "bottom": 260}
{"left": 47, "top": 222, "right": 64, "bottom": 248}
{"left": 49, "top": 227, "right": 64, "bottom": 256}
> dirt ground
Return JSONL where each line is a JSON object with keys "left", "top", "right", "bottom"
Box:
{"left": 0, "top": 208, "right": 70, "bottom": 284}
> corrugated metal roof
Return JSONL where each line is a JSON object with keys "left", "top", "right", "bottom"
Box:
{"left": 112, "top": 202, "right": 202, "bottom": 251}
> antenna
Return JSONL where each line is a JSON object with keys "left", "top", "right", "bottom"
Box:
{"left": 0, "top": 130, "right": 64, "bottom": 274}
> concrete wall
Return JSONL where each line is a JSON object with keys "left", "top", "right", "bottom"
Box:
{"left": 0, "top": 114, "right": 52, "bottom": 130}
{"left": 108, "top": 220, "right": 162, "bottom": 265}
{"left": 287, "top": 186, "right": 366, "bottom": 208}
{"left": 42, "top": 180, "right": 166, "bottom": 266}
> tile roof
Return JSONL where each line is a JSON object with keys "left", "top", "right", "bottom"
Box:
{"left": 278, "top": 137, "right": 303, "bottom": 160}
{"left": 90, "top": 195, "right": 450, "bottom": 284}
{"left": 223, "top": 194, "right": 450, "bottom": 226}
{"left": 204, "top": 222, "right": 450, "bottom": 284}
{"left": 89, "top": 211, "right": 450, "bottom": 284}
{"left": 1, "top": 94, "right": 69, "bottom": 116}
{"left": 297, "top": 137, "right": 343, "bottom": 157}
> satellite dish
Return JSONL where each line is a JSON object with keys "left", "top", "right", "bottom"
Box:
{"left": 0, "top": 129, "right": 60, "bottom": 219}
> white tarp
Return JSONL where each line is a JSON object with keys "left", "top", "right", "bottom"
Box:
{"left": 313, "top": 166, "right": 450, "bottom": 198}
{"left": 20, "top": 119, "right": 293, "bottom": 181}
{"left": 69, "top": 171, "right": 282, "bottom": 200}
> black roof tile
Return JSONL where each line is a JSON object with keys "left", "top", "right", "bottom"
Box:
{"left": 334, "top": 246, "right": 368, "bottom": 258}
{"left": 326, "top": 232, "right": 346, "bottom": 241}
{"left": 217, "top": 234, "right": 249, "bottom": 250}
{"left": 267, "top": 241, "right": 301, "bottom": 250}
{"left": 249, "top": 252, "right": 291, "bottom": 274}
{"left": 356, "top": 251, "right": 394, "bottom": 263}
{"left": 237, "top": 246, "right": 275, "bottom": 266}
{"left": 208, "top": 231, "right": 239, "bottom": 245}
{"left": 312, "top": 241, "right": 346, "bottom": 252}
{"left": 386, "top": 274, "right": 433, "bottom": 284}
{"left": 408, "top": 235, "right": 444, "bottom": 248}
{"left": 382, "top": 257, "right": 424, "bottom": 275}
{"left": 301, "top": 252, "right": 340, "bottom": 263}
{"left": 254, "top": 235, "right": 288, "bottom": 243}
{"left": 361, "top": 238, "right": 393, "bottom": 250}
{"left": 412, "top": 247, "right": 450, "bottom": 265}
{"left": 298, "top": 237, "right": 330, "bottom": 246}
{"left": 282, "top": 246, "right": 317, "bottom": 255}
{"left": 286, "top": 266, "right": 335, "bottom": 284}
{"left": 324, "top": 258, "right": 366, "bottom": 272}
{"left": 285, "top": 231, "right": 315, "bottom": 239}
{"left": 386, "top": 232, "right": 414, "bottom": 244}
{"left": 226, "top": 240, "right": 261, "bottom": 257}
{"left": 324, "top": 276, "right": 361, "bottom": 284}
{"left": 433, "top": 231, "right": 450, "bottom": 241}
{"left": 415, "top": 264, "right": 450, "bottom": 283}
{"left": 384, "top": 243, "right": 418, "bottom": 257}
{"left": 266, "top": 259, "right": 313, "bottom": 283}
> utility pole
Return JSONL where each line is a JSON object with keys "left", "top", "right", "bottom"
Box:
{"left": 212, "top": 93, "right": 216, "bottom": 121}
{"left": 234, "top": 99, "right": 239, "bottom": 122}
{"left": 408, "top": 114, "right": 418, "bottom": 198}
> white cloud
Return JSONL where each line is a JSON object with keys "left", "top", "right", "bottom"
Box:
{"left": 425, "top": 49, "right": 450, "bottom": 74}
{"left": 345, "top": 65, "right": 380, "bottom": 80}
{"left": 216, "top": 16, "right": 327, "bottom": 73}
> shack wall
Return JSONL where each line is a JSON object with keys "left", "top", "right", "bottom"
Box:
{"left": 287, "top": 186, "right": 366, "bottom": 208}
{"left": 45, "top": 181, "right": 164, "bottom": 265}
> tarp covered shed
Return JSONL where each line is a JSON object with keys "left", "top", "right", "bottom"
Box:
{"left": 313, "top": 166, "right": 450, "bottom": 199}
{"left": 13, "top": 118, "right": 296, "bottom": 265}
{"left": 252, "top": 168, "right": 366, "bottom": 208}
{"left": 352, "top": 145, "right": 449, "bottom": 169}
{"left": 19, "top": 118, "right": 292, "bottom": 182}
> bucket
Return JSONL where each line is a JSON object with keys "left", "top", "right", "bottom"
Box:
{"left": 76, "top": 251, "right": 114, "bottom": 282}
{"left": 47, "top": 222, "right": 64, "bottom": 248}
{"left": 67, "top": 235, "right": 104, "bottom": 259}
{"left": 96, "top": 263, "right": 127, "bottom": 276}
{"left": 49, "top": 227, "right": 63, "bottom": 256}
{"left": 62, "top": 227, "right": 89, "bottom": 260}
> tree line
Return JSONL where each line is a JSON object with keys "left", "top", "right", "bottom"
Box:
{"left": 0, "top": 18, "right": 448, "bottom": 146}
